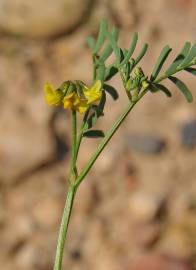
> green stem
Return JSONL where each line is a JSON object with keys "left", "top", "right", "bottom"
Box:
{"left": 53, "top": 90, "right": 147, "bottom": 270}
{"left": 71, "top": 110, "right": 78, "bottom": 180}
{"left": 155, "top": 61, "right": 195, "bottom": 84}
{"left": 74, "top": 95, "right": 145, "bottom": 189}
{"left": 53, "top": 111, "right": 78, "bottom": 270}
{"left": 53, "top": 185, "right": 77, "bottom": 270}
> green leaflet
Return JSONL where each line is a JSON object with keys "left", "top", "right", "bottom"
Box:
{"left": 151, "top": 45, "right": 172, "bottom": 81}
{"left": 121, "top": 32, "right": 138, "bottom": 65}
{"left": 104, "top": 66, "right": 118, "bottom": 81}
{"left": 86, "top": 36, "right": 96, "bottom": 51}
{"left": 185, "top": 67, "right": 196, "bottom": 76}
{"left": 96, "top": 64, "right": 106, "bottom": 81}
{"left": 105, "top": 31, "right": 121, "bottom": 65}
{"left": 151, "top": 83, "right": 172, "bottom": 97}
{"left": 166, "top": 42, "right": 191, "bottom": 75}
{"left": 99, "top": 26, "right": 119, "bottom": 62}
{"left": 93, "top": 18, "right": 108, "bottom": 54}
{"left": 133, "top": 43, "right": 148, "bottom": 67}
{"left": 103, "top": 84, "right": 119, "bottom": 100}
{"left": 83, "top": 130, "right": 105, "bottom": 138}
{"left": 169, "top": 76, "right": 193, "bottom": 102}
{"left": 180, "top": 41, "right": 196, "bottom": 67}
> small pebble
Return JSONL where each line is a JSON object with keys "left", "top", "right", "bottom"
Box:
{"left": 70, "top": 249, "right": 81, "bottom": 261}
{"left": 126, "top": 134, "right": 166, "bottom": 154}
{"left": 181, "top": 120, "right": 196, "bottom": 148}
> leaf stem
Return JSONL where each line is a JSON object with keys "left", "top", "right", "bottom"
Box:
{"left": 155, "top": 61, "right": 196, "bottom": 84}
{"left": 74, "top": 94, "right": 146, "bottom": 189}
{"left": 71, "top": 110, "right": 78, "bottom": 180}
{"left": 53, "top": 184, "right": 77, "bottom": 270}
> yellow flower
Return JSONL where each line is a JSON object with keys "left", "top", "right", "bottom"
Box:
{"left": 83, "top": 80, "right": 102, "bottom": 104}
{"left": 44, "top": 83, "right": 64, "bottom": 106}
{"left": 63, "top": 80, "right": 102, "bottom": 114}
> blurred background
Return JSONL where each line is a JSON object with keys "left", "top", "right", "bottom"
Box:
{"left": 0, "top": 0, "right": 196, "bottom": 269}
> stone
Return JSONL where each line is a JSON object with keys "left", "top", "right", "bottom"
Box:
{"left": 0, "top": 0, "right": 91, "bottom": 38}
{"left": 129, "top": 190, "right": 166, "bottom": 222}
{"left": 32, "top": 197, "right": 62, "bottom": 229}
{"left": 181, "top": 120, "right": 196, "bottom": 148}
{"left": 158, "top": 225, "right": 195, "bottom": 259}
{"left": 126, "top": 134, "right": 166, "bottom": 154}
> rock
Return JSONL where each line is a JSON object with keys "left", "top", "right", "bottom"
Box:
{"left": 70, "top": 249, "right": 82, "bottom": 261}
{"left": 181, "top": 120, "right": 196, "bottom": 148}
{"left": 158, "top": 225, "right": 195, "bottom": 259}
{"left": 128, "top": 254, "right": 191, "bottom": 270}
{"left": 129, "top": 190, "right": 166, "bottom": 222}
{"left": 32, "top": 197, "right": 62, "bottom": 229}
{"left": 0, "top": 0, "right": 91, "bottom": 38}
{"left": 15, "top": 244, "right": 42, "bottom": 268}
{"left": 0, "top": 54, "right": 55, "bottom": 182}
{"left": 126, "top": 134, "right": 166, "bottom": 154}
{"left": 131, "top": 223, "right": 161, "bottom": 247}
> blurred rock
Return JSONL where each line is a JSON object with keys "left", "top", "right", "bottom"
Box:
{"left": 15, "top": 244, "right": 41, "bottom": 269}
{"left": 32, "top": 197, "right": 62, "bottom": 229}
{"left": 0, "top": 110, "right": 55, "bottom": 181}
{"left": 0, "top": 0, "right": 91, "bottom": 38}
{"left": 129, "top": 190, "right": 166, "bottom": 222}
{"left": 126, "top": 134, "right": 166, "bottom": 154}
{"left": 181, "top": 120, "right": 196, "bottom": 148}
{"left": 158, "top": 225, "right": 195, "bottom": 259}
{"left": 129, "top": 254, "right": 191, "bottom": 270}
{"left": 131, "top": 223, "right": 161, "bottom": 247}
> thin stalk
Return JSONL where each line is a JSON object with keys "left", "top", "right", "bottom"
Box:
{"left": 74, "top": 93, "right": 146, "bottom": 189}
{"left": 53, "top": 185, "right": 77, "bottom": 270}
{"left": 53, "top": 110, "right": 78, "bottom": 270}
{"left": 155, "top": 61, "right": 195, "bottom": 84}
{"left": 70, "top": 110, "right": 78, "bottom": 180}
{"left": 53, "top": 90, "right": 147, "bottom": 270}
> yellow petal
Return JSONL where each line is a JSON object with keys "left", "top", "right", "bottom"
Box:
{"left": 45, "top": 91, "right": 63, "bottom": 106}
{"left": 44, "top": 83, "right": 55, "bottom": 94}
{"left": 73, "top": 93, "right": 81, "bottom": 106}
{"left": 91, "top": 80, "right": 102, "bottom": 92}
{"left": 84, "top": 80, "right": 102, "bottom": 104}
{"left": 64, "top": 99, "right": 73, "bottom": 109}
{"left": 76, "top": 100, "right": 89, "bottom": 114}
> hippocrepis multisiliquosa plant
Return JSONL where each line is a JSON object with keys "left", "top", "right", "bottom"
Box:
{"left": 43, "top": 18, "right": 196, "bottom": 270}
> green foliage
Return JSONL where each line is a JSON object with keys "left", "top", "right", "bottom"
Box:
{"left": 83, "top": 130, "right": 105, "bottom": 138}
{"left": 169, "top": 76, "right": 193, "bottom": 102}
{"left": 150, "top": 45, "right": 172, "bottom": 81}
{"left": 52, "top": 19, "right": 196, "bottom": 270}
{"left": 86, "top": 18, "right": 195, "bottom": 107}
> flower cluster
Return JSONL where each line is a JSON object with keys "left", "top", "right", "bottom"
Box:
{"left": 44, "top": 80, "right": 102, "bottom": 114}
